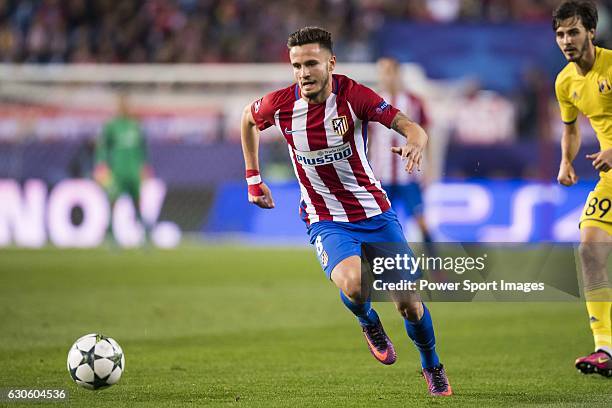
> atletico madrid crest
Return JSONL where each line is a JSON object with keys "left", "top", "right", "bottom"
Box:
{"left": 331, "top": 116, "right": 348, "bottom": 136}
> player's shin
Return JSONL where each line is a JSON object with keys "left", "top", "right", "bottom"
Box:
{"left": 339, "top": 290, "right": 379, "bottom": 326}
{"left": 585, "top": 287, "right": 612, "bottom": 355}
{"left": 404, "top": 303, "right": 440, "bottom": 369}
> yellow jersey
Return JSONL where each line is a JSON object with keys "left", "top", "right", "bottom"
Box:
{"left": 555, "top": 46, "right": 612, "bottom": 183}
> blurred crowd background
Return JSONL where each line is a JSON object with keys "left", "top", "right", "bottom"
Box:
{"left": 2, "top": 0, "right": 612, "bottom": 64}
{"left": 0, "top": 0, "right": 610, "bottom": 245}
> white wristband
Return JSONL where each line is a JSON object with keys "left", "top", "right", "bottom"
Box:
{"left": 246, "top": 174, "right": 262, "bottom": 185}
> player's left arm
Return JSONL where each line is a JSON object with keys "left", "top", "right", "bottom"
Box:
{"left": 586, "top": 147, "right": 612, "bottom": 172}
{"left": 421, "top": 124, "right": 433, "bottom": 185}
{"left": 415, "top": 96, "right": 433, "bottom": 182}
{"left": 348, "top": 80, "right": 427, "bottom": 174}
{"left": 585, "top": 69, "right": 612, "bottom": 172}
{"left": 389, "top": 112, "right": 428, "bottom": 174}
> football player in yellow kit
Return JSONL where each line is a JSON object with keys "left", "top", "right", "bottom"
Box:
{"left": 554, "top": 0, "right": 611, "bottom": 377}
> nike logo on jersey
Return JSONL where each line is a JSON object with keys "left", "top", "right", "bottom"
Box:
{"left": 284, "top": 128, "right": 299, "bottom": 134}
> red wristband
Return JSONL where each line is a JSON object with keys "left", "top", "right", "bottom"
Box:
{"left": 248, "top": 184, "right": 263, "bottom": 196}
{"left": 245, "top": 169, "right": 260, "bottom": 179}
{"left": 246, "top": 169, "right": 263, "bottom": 196}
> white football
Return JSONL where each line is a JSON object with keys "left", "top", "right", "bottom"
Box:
{"left": 67, "top": 333, "right": 125, "bottom": 390}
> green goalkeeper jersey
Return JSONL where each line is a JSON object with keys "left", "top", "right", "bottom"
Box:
{"left": 95, "top": 116, "right": 147, "bottom": 179}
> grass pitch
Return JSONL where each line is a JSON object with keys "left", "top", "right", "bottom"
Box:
{"left": 0, "top": 246, "right": 610, "bottom": 407}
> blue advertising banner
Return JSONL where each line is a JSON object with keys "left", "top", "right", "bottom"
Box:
{"left": 375, "top": 22, "right": 565, "bottom": 92}
{"left": 204, "top": 180, "right": 596, "bottom": 243}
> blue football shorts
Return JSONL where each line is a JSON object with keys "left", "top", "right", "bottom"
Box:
{"left": 307, "top": 209, "right": 415, "bottom": 279}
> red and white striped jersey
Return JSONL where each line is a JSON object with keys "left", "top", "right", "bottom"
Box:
{"left": 251, "top": 74, "right": 400, "bottom": 225}
{"left": 368, "top": 91, "right": 429, "bottom": 185}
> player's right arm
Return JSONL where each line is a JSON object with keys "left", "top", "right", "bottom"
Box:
{"left": 240, "top": 103, "right": 275, "bottom": 209}
{"left": 558, "top": 121, "right": 581, "bottom": 186}
{"left": 555, "top": 74, "right": 580, "bottom": 187}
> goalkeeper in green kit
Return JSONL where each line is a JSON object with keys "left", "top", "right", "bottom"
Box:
{"left": 94, "top": 92, "right": 153, "bottom": 242}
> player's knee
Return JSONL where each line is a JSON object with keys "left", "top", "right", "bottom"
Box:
{"left": 333, "top": 271, "right": 365, "bottom": 302}
{"left": 396, "top": 301, "right": 423, "bottom": 321}
{"left": 332, "top": 257, "right": 367, "bottom": 301}
{"left": 341, "top": 276, "right": 365, "bottom": 302}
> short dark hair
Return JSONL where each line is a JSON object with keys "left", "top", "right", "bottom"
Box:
{"left": 552, "top": 0, "right": 598, "bottom": 31}
{"left": 287, "top": 27, "right": 333, "bottom": 53}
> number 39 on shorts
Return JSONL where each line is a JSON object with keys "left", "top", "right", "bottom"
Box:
{"left": 581, "top": 191, "right": 612, "bottom": 222}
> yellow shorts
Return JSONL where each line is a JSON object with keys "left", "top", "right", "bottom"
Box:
{"left": 579, "top": 181, "right": 612, "bottom": 235}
